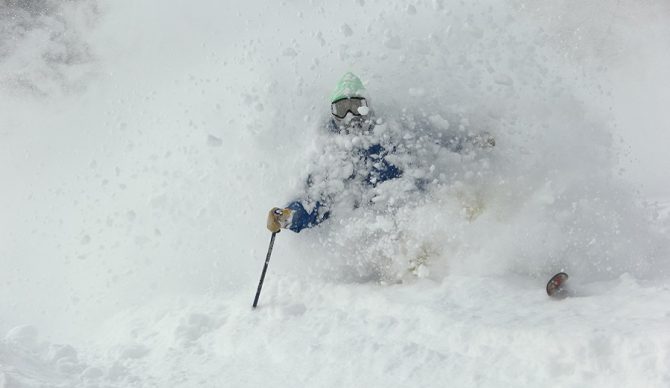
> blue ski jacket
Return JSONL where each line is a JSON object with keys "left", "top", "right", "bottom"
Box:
{"left": 286, "top": 124, "right": 402, "bottom": 233}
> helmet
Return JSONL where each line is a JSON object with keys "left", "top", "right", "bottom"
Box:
{"left": 330, "top": 72, "right": 367, "bottom": 102}
{"left": 330, "top": 72, "right": 374, "bottom": 133}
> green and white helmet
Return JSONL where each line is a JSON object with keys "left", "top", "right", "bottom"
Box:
{"left": 329, "top": 72, "right": 374, "bottom": 132}
{"left": 330, "top": 72, "right": 368, "bottom": 102}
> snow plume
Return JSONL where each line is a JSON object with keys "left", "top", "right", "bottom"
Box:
{"left": 277, "top": 2, "right": 670, "bottom": 283}
{"left": 1, "top": 0, "right": 669, "bottom": 344}
{"left": 292, "top": 104, "right": 667, "bottom": 283}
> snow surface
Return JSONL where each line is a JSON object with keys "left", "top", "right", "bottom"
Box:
{"left": 1, "top": 0, "right": 670, "bottom": 387}
{"left": 3, "top": 275, "right": 670, "bottom": 387}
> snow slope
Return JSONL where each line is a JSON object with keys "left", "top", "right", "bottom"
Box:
{"left": 3, "top": 275, "right": 670, "bottom": 387}
{"left": 1, "top": 0, "right": 670, "bottom": 386}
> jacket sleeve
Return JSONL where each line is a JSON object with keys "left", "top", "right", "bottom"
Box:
{"left": 285, "top": 200, "right": 330, "bottom": 233}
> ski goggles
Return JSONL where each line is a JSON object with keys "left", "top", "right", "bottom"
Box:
{"left": 331, "top": 97, "right": 369, "bottom": 118}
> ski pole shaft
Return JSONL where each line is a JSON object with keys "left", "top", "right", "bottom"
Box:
{"left": 252, "top": 232, "right": 277, "bottom": 308}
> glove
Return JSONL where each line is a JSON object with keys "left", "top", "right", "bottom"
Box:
{"left": 267, "top": 207, "right": 293, "bottom": 233}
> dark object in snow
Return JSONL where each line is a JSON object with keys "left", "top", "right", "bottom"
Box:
{"left": 253, "top": 232, "right": 277, "bottom": 308}
{"left": 546, "top": 272, "right": 569, "bottom": 299}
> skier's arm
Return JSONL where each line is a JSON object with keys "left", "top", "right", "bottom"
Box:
{"left": 266, "top": 172, "right": 331, "bottom": 233}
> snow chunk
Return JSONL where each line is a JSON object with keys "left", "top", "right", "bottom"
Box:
{"left": 48, "top": 344, "right": 82, "bottom": 374}
{"left": 175, "top": 313, "right": 222, "bottom": 342}
{"left": 5, "top": 325, "right": 40, "bottom": 350}
{"left": 340, "top": 24, "right": 353, "bottom": 37}
{"left": 81, "top": 366, "right": 104, "bottom": 380}
{"left": 315, "top": 31, "right": 325, "bottom": 46}
{"left": 207, "top": 134, "right": 223, "bottom": 147}
{"left": 414, "top": 264, "right": 430, "bottom": 277}
{"left": 494, "top": 74, "right": 514, "bottom": 86}
{"left": 407, "top": 4, "right": 417, "bottom": 14}
{"left": 119, "top": 344, "right": 150, "bottom": 359}
{"left": 283, "top": 303, "right": 307, "bottom": 316}
{"left": 282, "top": 48, "right": 298, "bottom": 57}
{"left": 48, "top": 344, "right": 78, "bottom": 364}
{"left": 428, "top": 114, "right": 450, "bottom": 130}
{"left": 383, "top": 32, "right": 402, "bottom": 49}
{"left": 408, "top": 87, "right": 425, "bottom": 97}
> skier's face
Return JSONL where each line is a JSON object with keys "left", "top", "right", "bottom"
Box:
{"left": 331, "top": 98, "right": 373, "bottom": 134}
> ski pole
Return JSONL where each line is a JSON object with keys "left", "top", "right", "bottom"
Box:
{"left": 252, "top": 232, "right": 278, "bottom": 308}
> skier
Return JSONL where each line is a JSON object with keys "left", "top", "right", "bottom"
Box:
{"left": 266, "top": 72, "right": 494, "bottom": 234}
{"left": 266, "top": 72, "right": 402, "bottom": 233}
{"left": 262, "top": 77, "right": 568, "bottom": 292}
